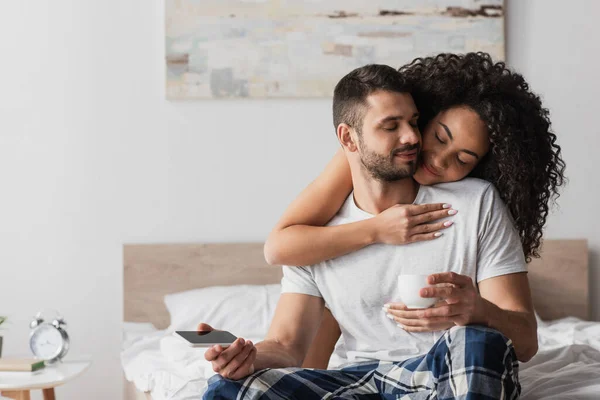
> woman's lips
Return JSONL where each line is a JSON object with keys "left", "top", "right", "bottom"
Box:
{"left": 423, "top": 162, "right": 441, "bottom": 176}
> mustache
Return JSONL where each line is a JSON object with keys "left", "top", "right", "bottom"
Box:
{"left": 392, "top": 144, "right": 420, "bottom": 156}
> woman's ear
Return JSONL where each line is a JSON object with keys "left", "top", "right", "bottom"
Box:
{"left": 337, "top": 123, "right": 358, "bottom": 153}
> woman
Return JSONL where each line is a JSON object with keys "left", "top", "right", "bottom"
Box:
{"left": 264, "top": 53, "right": 566, "bottom": 369}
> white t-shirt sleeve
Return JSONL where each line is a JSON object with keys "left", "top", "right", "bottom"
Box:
{"left": 281, "top": 265, "right": 322, "bottom": 298}
{"left": 476, "top": 184, "right": 527, "bottom": 283}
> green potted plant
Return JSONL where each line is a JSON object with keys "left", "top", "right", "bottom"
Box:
{"left": 0, "top": 316, "right": 6, "bottom": 357}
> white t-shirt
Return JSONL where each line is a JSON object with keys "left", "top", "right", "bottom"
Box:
{"left": 281, "top": 178, "right": 527, "bottom": 364}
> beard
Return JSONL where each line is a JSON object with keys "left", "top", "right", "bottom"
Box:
{"left": 357, "top": 138, "right": 419, "bottom": 182}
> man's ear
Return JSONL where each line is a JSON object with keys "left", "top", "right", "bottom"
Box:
{"left": 337, "top": 123, "right": 358, "bottom": 153}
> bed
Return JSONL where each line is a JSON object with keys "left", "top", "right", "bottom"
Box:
{"left": 122, "top": 240, "right": 599, "bottom": 400}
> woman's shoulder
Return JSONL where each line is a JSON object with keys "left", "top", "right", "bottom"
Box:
{"left": 420, "top": 178, "right": 502, "bottom": 213}
{"left": 420, "top": 178, "right": 502, "bottom": 223}
{"left": 428, "top": 177, "right": 494, "bottom": 196}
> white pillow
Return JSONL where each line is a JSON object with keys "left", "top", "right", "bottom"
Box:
{"left": 164, "top": 284, "right": 281, "bottom": 339}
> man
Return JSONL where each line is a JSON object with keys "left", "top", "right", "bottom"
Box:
{"left": 200, "top": 64, "right": 536, "bottom": 399}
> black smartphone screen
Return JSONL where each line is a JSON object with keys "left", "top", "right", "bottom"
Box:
{"left": 175, "top": 330, "right": 237, "bottom": 346}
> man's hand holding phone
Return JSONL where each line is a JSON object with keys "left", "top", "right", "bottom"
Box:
{"left": 199, "top": 323, "right": 257, "bottom": 380}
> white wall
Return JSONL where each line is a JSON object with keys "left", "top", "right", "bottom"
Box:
{"left": 0, "top": 1, "right": 598, "bottom": 399}
{"left": 505, "top": 0, "right": 600, "bottom": 318}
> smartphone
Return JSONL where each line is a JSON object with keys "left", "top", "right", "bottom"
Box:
{"left": 174, "top": 330, "right": 238, "bottom": 347}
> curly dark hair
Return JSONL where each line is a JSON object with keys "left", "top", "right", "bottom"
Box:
{"left": 399, "top": 52, "right": 566, "bottom": 262}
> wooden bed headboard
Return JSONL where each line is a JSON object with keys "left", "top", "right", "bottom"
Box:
{"left": 527, "top": 239, "right": 589, "bottom": 321}
{"left": 123, "top": 243, "right": 283, "bottom": 329}
{"left": 123, "top": 239, "right": 589, "bottom": 329}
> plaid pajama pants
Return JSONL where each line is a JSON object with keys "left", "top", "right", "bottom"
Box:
{"left": 203, "top": 325, "right": 521, "bottom": 400}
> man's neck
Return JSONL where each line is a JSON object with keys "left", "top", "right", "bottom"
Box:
{"left": 352, "top": 169, "right": 419, "bottom": 215}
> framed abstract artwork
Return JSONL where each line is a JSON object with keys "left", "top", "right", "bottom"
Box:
{"left": 166, "top": 0, "right": 504, "bottom": 99}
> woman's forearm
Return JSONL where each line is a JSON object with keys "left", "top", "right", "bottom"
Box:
{"left": 264, "top": 219, "right": 379, "bottom": 266}
{"left": 264, "top": 149, "right": 355, "bottom": 266}
{"left": 482, "top": 299, "right": 538, "bottom": 362}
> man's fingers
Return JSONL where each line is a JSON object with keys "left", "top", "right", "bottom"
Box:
{"left": 205, "top": 345, "right": 223, "bottom": 362}
{"left": 395, "top": 316, "right": 450, "bottom": 327}
{"left": 428, "top": 272, "right": 472, "bottom": 287}
{"left": 433, "top": 299, "right": 449, "bottom": 307}
{"left": 417, "top": 304, "right": 461, "bottom": 319}
{"left": 400, "top": 322, "right": 454, "bottom": 332}
{"left": 197, "top": 323, "right": 214, "bottom": 332}
{"left": 385, "top": 308, "right": 420, "bottom": 321}
{"left": 220, "top": 342, "right": 254, "bottom": 378}
{"left": 420, "top": 286, "right": 459, "bottom": 299}
{"left": 385, "top": 302, "right": 459, "bottom": 321}
{"left": 384, "top": 303, "right": 423, "bottom": 318}
{"left": 402, "top": 326, "right": 435, "bottom": 333}
{"left": 229, "top": 347, "right": 257, "bottom": 381}
{"left": 212, "top": 338, "right": 246, "bottom": 370}
{"left": 444, "top": 296, "right": 461, "bottom": 305}
{"left": 383, "top": 302, "right": 407, "bottom": 311}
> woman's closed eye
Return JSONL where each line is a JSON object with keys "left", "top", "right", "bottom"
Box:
{"left": 435, "top": 131, "right": 445, "bottom": 144}
{"left": 383, "top": 125, "right": 397, "bottom": 131}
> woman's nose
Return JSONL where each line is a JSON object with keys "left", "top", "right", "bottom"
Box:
{"left": 431, "top": 156, "right": 447, "bottom": 171}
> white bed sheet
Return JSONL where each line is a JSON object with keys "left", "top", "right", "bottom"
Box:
{"left": 122, "top": 318, "right": 600, "bottom": 400}
{"left": 519, "top": 317, "right": 600, "bottom": 399}
{"left": 122, "top": 322, "right": 262, "bottom": 400}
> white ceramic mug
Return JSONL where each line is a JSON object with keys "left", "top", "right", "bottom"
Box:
{"left": 397, "top": 274, "right": 438, "bottom": 309}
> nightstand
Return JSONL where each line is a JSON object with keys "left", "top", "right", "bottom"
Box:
{"left": 0, "top": 360, "right": 91, "bottom": 400}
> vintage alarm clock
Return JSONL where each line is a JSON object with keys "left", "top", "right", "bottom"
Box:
{"left": 29, "top": 310, "right": 69, "bottom": 363}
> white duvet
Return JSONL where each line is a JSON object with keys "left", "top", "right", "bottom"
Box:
{"left": 122, "top": 317, "right": 600, "bottom": 400}
{"left": 519, "top": 317, "right": 600, "bottom": 399}
{"left": 121, "top": 322, "right": 260, "bottom": 400}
